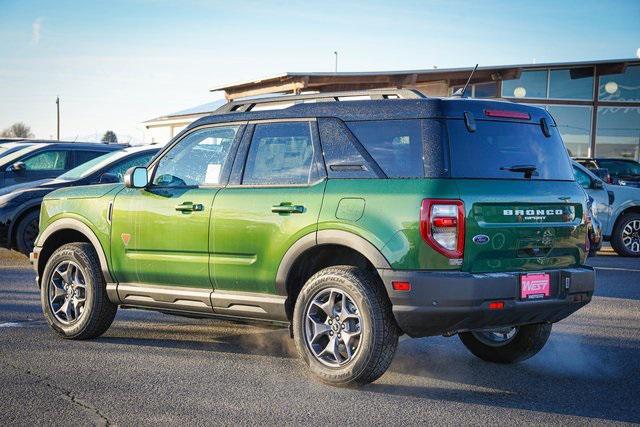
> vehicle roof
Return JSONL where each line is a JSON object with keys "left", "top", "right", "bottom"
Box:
{"left": 188, "top": 97, "right": 553, "bottom": 130}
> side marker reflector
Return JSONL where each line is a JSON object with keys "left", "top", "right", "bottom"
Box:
{"left": 488, "top": 301, "right": 505, "bottom": 310}
{"left": 392, "top": 281, "right": 411, "bottom": 291}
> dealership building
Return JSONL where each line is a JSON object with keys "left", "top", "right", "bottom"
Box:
{"left": 144, "top": 58, "right": 640, "bottom": 161}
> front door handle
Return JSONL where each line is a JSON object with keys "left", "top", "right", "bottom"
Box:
{"left": 271, "top": 203, "right": 304, "bottom": 214}
{"left": 175, "top": 202, "right": 204, "bottom": 212}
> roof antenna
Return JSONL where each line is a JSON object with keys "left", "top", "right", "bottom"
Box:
{"left": 455, "top": 64, "right": 478, "bottom": 97}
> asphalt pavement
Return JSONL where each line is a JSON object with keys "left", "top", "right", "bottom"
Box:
{"left": 1, "top": 247, "right": 638, "bottom": 425}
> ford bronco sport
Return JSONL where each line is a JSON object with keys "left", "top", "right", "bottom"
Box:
{"left": 31, "top": 90, "right": 595, "bottom": 386}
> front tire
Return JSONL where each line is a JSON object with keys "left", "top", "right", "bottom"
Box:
{"left": 293, "top": 266, "right": 399, "bottom": 387}
{"left": 459, "top": 323, "right": 552, "bottom": 364}
{"left": 611, "top": 213, "right": 640, "bottom": 257}
{"left": 41, "top": 242, "right": 117, "bottom": 339}
{"left": 15, "top": 210, "right": 40, "bottom": 256}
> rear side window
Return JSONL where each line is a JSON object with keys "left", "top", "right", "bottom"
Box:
{"left": 347, "top": 120, "right": 424, "bottom": 178}
{"left": 243, "top": 122, "right": 314, "bottom": 185}
{"left": 447, "top": 120, "right": 574, "bottom": 180}
{"left": 75, "top": 150, "right": 108, "bottom": 166}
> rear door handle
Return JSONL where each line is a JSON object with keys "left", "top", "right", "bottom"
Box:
{"left": 175, "top": 202, "right": 204, "bottom": 212}
{"left": 271, "top": 204, "right": 304, "bottom": 214}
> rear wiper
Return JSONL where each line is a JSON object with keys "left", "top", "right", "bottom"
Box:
{"left": 500, "top": 164, "right": 537, "bottom": 179}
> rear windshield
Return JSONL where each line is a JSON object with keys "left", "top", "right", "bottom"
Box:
{"left": 447, "top": 120, "right": 574, "bottom": 181}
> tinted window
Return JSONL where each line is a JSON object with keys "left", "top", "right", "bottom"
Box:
{"left": 573, "top": 165, "right": 592, "bottom": 188}
{"left": 596, "top": 159, "right": 640, "bottom": 177}
{"left": 595, "top": 107, "right": 640, "bottom": 161}
{"left": 153, "top": 126, "right": 239, "bottom": 187}
{"left": 447, "top": 120, "right": 574, "bottom": 180}
{"left": 549, "top": 68, "right": 594, "bottom": 100}
{"left": 318, "top": 118, "right": 377, "bottom": 179}
{"left": 347, "top": 120, "right": 423, "bottom": 178}
{"left": 502, "top": 70, "right": 548, "bottom": 99}
{"left": 75, "top": 150, "right": 108, "bottom": 166}
{"left": 106, "top": 153, "right": 155, "bottom": 182}
{"left": 22, "top": 150, "right": 69, "bottom": 171}
{"left": 599, "top": 65, "right": 640, "bottom": 102}
{"left": 243, "top": 122, "right": 314, "bottom": 185}
{"left": 546, "top": 105, "right": 592, "bottom": 157}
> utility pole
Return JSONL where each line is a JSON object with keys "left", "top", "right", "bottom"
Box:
{"left": 56, "top": 96, "right": 60, "bottom": 140}
{"left": 334, "top": 51, "right": 338, "bottom": 73}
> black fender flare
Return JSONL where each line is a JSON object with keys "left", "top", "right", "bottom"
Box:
{"left": 8, "top": 200, "right": 42, "bottom": 247}
{"left": 275, "top": 229, "right": 391, "bottom": 295}
{"left": 35, "top": 218, "right": 114, "bottom": 286}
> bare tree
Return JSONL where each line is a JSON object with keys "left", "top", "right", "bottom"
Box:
{"left": 101, "top": 130, "right": 118, "bottom": 144}
{"left": 0, "top": 122, "right": 35, "bottom": 138}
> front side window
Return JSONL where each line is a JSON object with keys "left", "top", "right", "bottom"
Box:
{"left": 243, "top": 122, "right": 314, "bottom": 185}
{"left": 22, "top": 150, "right": 69, "bottom": 171}
{"left": 153, "top": 126, "right": 239, "bottom": 187}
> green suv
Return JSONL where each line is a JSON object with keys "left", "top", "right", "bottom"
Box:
{"left": 31, "top": 91, "right": 595, "bottom": 386}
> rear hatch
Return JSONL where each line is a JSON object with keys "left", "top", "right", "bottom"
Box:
{"left": 446, "top": 105, "right": 588, "bottom": 273}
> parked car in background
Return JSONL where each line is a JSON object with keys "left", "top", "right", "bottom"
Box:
{"left": 0, "top": 145, "right": 158, "bottom": 255}
{"left": 573, "top": 161, "right": 640, "bottom": 256}
{"left": 586, "top": 195, "right": 602, "bottom": 256}
{"left": 575, "top": 158, "right": 640, "bottom": 188}
{"left": 0, "top": 142, "right": 125, "bottom": 189}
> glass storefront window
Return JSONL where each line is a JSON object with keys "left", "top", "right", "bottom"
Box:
{"left": 595, "top": 107, "right": 640, "bottom": 160}
{"left": 549, "top": 68, "right": 594, "bottom": 100}
{"left": 473, "top": 82, "right": 497, "bottom": 98}
{"left": 547, "top": 105, "right": 592, "bottom": 157}
{"left": 599, "top": 65, "right": 640, "bottom": 102}
{"left": 502, "top": 70, "right": 548, "bottom": 99}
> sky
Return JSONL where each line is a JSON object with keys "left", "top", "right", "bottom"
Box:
{"left": 0, "top": 0, "right": 639, "bottom": 144}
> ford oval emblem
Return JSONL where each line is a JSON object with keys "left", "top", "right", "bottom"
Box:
{"left": 473, "top": 234, "right": 490, "bottom": 245}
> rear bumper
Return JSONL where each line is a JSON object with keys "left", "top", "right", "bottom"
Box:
{"left": 378, "top": 267, "right": 595, "bottom": 338}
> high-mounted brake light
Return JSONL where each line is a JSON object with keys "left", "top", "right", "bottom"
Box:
{"left": 484, "top": 109, "right": 531, "bottom": 120}
{"left": 420, "top": 199, "right": 465, "bottom": 259}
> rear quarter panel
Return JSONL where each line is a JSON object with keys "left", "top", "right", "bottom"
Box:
{"left": 318, "top": 179, "right": 461, "bottom": 270}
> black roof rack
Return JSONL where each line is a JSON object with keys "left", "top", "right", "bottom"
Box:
{"left": 214, "top": 88, "right": 426, "bottom": 113}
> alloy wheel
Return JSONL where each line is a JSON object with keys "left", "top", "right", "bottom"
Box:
{"left": 622, "top": 220, "right": 640, "bottom": 254}
{"left": 304, "top": 288, "right": 363, "bottom": 367}
{"left": 48, "top": 261, "right": 88, "bottom": 324}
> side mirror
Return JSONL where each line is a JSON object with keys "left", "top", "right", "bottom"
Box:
{"left": 592, "top": 179, "right": 604, "bottom": 190}
{"left": 124, "top": 167, "right": 148, "bottom": 188}
{"left": 99, "top": 173, "right": 119, "bottom": 184}
{"left": 10, "top": 161, "right": 26, "bottom": 172}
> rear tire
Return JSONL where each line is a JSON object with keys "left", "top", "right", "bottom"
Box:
{"left": 611, "top": 213, "right": 640, "bottom": 257}
{"left": 41, "top": 242, "right": 117, "bottom": 340}
{"left": 15, "top": 210, "right": 40, "bottom": 256}
{"left": 293, "top": 266, "right": 399, "bottom": 387}
{"left": 459, "top": 323, "right": 552, "bottom": 364}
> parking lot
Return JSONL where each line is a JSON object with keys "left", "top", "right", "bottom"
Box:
{"left": 0, "top": 247, "right": 638, "bottom": 425}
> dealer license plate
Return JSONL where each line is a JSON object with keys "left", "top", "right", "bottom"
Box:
{"left": 520, "top": 273, "right": 550, "bottom": 300}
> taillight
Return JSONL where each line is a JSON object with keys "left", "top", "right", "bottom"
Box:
{"left": 420, "top": 199, "right": 465, "bottom": 259}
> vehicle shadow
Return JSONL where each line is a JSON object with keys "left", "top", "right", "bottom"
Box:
{"left": 367, "top": 331, "right": 640, "bottom": 423}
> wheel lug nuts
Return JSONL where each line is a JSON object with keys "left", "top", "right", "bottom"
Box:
{"left": 337, "top": 334, "right": 341, "bottom": 338}
{"left": 341, "top": 324, "right": 345, "bottom": 329}
{"left": 329, "top": 331, "right": 334, "bottom": 336}
{"left": 328, "top": 319, "right": 332, "bottom": 324}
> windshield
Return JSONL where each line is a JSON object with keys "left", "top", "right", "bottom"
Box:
{"left": 597, "top": 159, "right": 640, "bottom": 177}
{"left": 58, "top": 151, "right": 121, "bottom": 180}
{"left": 447, "top": 120, "right": 574, "bottom": 180}
{"left": 0, "top": 144, "right": 41, "bottom": 167}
